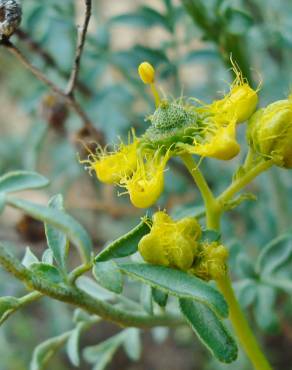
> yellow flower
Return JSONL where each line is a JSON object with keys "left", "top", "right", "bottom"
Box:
{"left": 121, "top": 152, "right": 169, "bottom": 208}
{"left": 83, "top": 137, "right": 138, "bottom": 184}
{"left": 138, "top": 211, "right": 201, "bottom": 270}
{"left": 178, "top": 120, "right": 240, "bottom": 160}
{"left": 204, "top": 62, "right": 258, "bottom": 124}
{"left": 247, "top": 97, "right": 292, "bottom": 168}
{"left": 82, "top": 61, "right": 260, "bottom": 210}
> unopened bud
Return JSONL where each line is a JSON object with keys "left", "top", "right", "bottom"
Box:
{"left": 247, "top": 98, "right": 292, "bottom": 168}
{"left": 138, "top": 61, "right": 155, "bottom": 84}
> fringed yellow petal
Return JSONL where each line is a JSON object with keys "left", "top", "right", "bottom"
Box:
{"left": 89, "top": 138, "right": 138, "bottom": 184}
{"left": 199, "top": 61, "right": 258, "bottom": 124}
{"left": 121, "top": 152, "right": 169, "bottom": 208}
{"left": 182, "top": 122, "right": 240, "bottom": 160}
{"left": 211, "top": 84, "right": 258, "bottom": 124}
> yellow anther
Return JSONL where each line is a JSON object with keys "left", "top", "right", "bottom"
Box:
{"left": 138, "top": 61, "right": 161, "bottom": 107}
{"left": 138, "top": 62, "right": 155, "bottom": 84}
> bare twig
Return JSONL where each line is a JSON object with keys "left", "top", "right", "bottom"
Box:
{"left": 66, "top": 0, "right": 92, "bottom": 96}
{"left": 2, "top": 39, "right": 94, "bottom": 129}
{"left": 15, "top": 29, "right": 92, "bottom": 97}
{"left": 0, "top": 0, "right": 98, "bottom": 135}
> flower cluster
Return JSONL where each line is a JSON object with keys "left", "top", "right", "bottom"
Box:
{"left": 138, "top": 211, "right": 228, "bottom": 280}
{"left": 83, "top": 61, "right": 258, "bottom": 208}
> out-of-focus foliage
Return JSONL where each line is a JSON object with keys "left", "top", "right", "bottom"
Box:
{"left": 0, "top": 0, "right": 292, "bottom": 370}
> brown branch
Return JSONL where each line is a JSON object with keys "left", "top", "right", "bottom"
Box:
{"left": 66, "top": 0, "right": 92, "bottom": 96}
{"left": 15, "top": 29, "right": 92, "bottom": 97}
{"left": 0, "top": 0, "right": 100, "bottom": 137}
{"left": 2, "top": 39, "right": 94, "bottom": 129}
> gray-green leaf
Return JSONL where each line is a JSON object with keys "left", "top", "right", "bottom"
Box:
{"left": 123, "top": 328, "right": 141, "bottom": 361}
{"left": 66, "top": 323, "right": 83, "bottom": 367}
{"left": 118, "top": 263, "right": 228, "bottom": 318}
{"left": 83, "top": 331, "right": 126, "bottom": 370}
{"left": 0, "top": 296, "right": 19, "bottom": 325}
{"left": 30, "top": 332, "right": 70, "bottom": 370}
{"left": 93, "top": 261, "right": 123, "bottom": 294}
{"left": 179, "top": 298, "right": 238, "bottom": 363}
{"left": 7, "top": 197, "right": 92, "bottom": 262}
{"left": 254, "top": 285, "right": 279, "bottom": 334}
{"left": 140, "top": 284, "right": 153, "bottom": 315}
{"left": 45, "top": 194, "right": 69, "bottom": 273}
{"left": 256, "top": 234, "right": 292, "bottom": 276}
{"left": 233, "top": 279, "right": 257, "bottom": 308}
{"left": 30, "top": 263, "right": 63, "bottom": 284}
{"left": 0, "top": 171, "right": 49, "bottom": 193}
{"left": 22, "top": 247, "right": 39, "bottom": 267}
{"left": 95, "top": 218, "right": 151, "bottom": 262}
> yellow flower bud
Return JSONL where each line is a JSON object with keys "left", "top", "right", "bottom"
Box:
{"left": 247, "top": 98, "right": 292, "bottom": 168}
{"left": 190, "top": 243, "right": 229, "bottom": 281}
{"left": 138, "top": 61, "right": 155, "bottom": 84}
{"left": 138, "top": 211, "right": 201, "bottom": 271}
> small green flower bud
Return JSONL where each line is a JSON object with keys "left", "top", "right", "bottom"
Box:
{"left": 247, "top": 98, "right": 292, "bottom": 168}
{"left": 0, "top": 0, "right": 22, "bottom": 39}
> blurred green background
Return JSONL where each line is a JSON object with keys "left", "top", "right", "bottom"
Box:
{"left": 0, "top": 0, "right": 292, "bottom": 369}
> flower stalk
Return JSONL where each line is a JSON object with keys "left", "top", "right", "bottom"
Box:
{"left": 181, "top": 152, "right": 274, "bottom": 370}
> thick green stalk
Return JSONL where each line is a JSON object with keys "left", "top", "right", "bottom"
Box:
{"left": 217, "top": 274, "right": 273, "bottom": 370}
{"left": 181, "top": 154, "right": 273, "bottom": 370}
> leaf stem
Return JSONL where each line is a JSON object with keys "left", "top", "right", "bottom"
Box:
{"left": 0, "top": 244, "right": 182, "bottom": 329}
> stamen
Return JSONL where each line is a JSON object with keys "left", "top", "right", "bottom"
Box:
{"left": 138, "top": 61, "right": 161, "bottom": 108}
{"left": 150, "top": 83, "right": 161, "bottom": 108}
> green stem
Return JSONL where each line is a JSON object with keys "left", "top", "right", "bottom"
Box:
{"left": 69, "top": 262, "right": 92, "bottom": 284}
{"left": 18, "top": 291, "right": 43, "bottom": 305}
{"left": 0, "top": 291, "right": 42, "bottom": 326}
{"left": 181, "top": 155, "right": 273, "bottom": 370}
{"left": 180, "top": 153, "right": 220, "bottom": 230}
{"left": 0, "top": 243, "right": 182, "bottom": 329}
{"left": 217, "top": 274, "right": 273, "bottom": 370}
{"left": 217, "top": 160, "right": 273, "bottom": 206}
